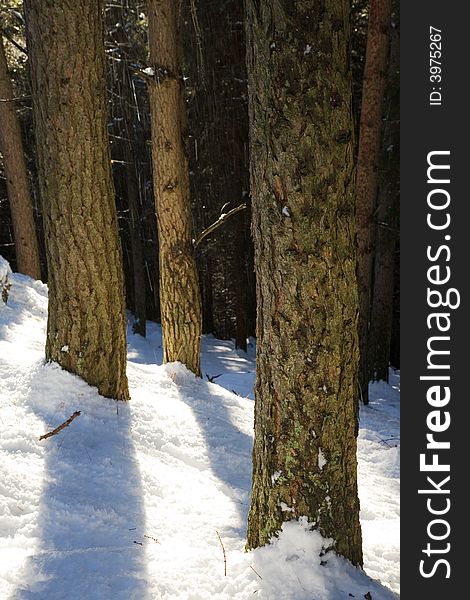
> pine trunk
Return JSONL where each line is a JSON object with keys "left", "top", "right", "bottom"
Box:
{"left": 355, "top": 0, "right": 392, "bottom": 403}
{"left": 148, "top": 0, "right": 202, "bottom": 376}
{"left": 245, "top": 0, "right": 362, "bottom": 566}
{"left": 122, "top": 66, "right": 147, "bottom": 338}
{"left": 184, "top": 0, "right": 252, "bottom": 347}
{"left": 368, "top": 7, "right": 399, "bottom": 382}
{"left": 0, "top": 35, "right": 41, "bottom": 280}
{"left": 24, "top": 0, "right": 129, "bottom": 400}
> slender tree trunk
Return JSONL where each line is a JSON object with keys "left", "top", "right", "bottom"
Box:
{"left": 368, "top": 7, "right": 399, "bottom": 382}
{"left": 245, "top": 0, "right": 362, "bottom": 566}
{"left": 24, "top": 0, "right": 129, "bottom": 400}
{"left": 0, "top": 35, "right": 41, "bottom": 280}
{"left": 184, "top": 0, "right": 252, "bottom": 347}
{"left": 356, "top": 0, "right": 392, "bottom": 404}
{"left": 147, "top": 0, "right": 202, "bottom": 376}
{"left": 122, "top": 68, "right": 147, "bottom": 338}
{"left": 124, "top": 135, "right": 147, "bottom": 338}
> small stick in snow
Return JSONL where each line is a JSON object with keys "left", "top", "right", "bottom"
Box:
{"left": 39, "top": 411, "right": 81, "bottom": 441}
{"left": 216, "top": 530, "right": 227, "bottom": 576}
{"left": 249, "top": 565, "right": 263, "bottom": 580}
{"left": 144, "top": 534, "right": 160, "bottom": 544}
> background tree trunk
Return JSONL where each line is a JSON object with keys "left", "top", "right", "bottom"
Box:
{"left": 355, "top": 0, "right": 392, "bottom": 404}
{"left": 184, "top": 0, "right": 253, "bottom": 349}
{"left": 369, "top": 9, "right": 399, "bottom": 382}
{"left": 0, "top": 34, "right": 41, "bottom": 280}
{"left": 245, "top": 0, "right": 363, "bottom": 566}
{"left": 147, "top": 0, "right": 202, "bottom": 376}
{"left": 24, "top": 0, "right": 129, "bottom": 400}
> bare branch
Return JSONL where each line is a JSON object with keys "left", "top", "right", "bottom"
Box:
{"left": 39, "top": 411, "right": 81, "bottom": 441}
{"left": 0, "top": 95, "right": 31, "bottom": 103}
{"left": 0, "top": 29, "right": 27, "bottom": 55}
{"left": 129, "top": 65, "right": 155, "bottom": 86}
{"left": 193, "top": 203, "right": 246, "bottom": 249}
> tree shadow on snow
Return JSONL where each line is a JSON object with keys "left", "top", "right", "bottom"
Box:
{"left": 12, "top": 362, "right": 150, "bottom": 600}
{"left": 171, "top": 367, "right": 254, "bottom": 539}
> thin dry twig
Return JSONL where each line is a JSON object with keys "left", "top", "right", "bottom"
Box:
{"left": 39, "top": 411, "right": 81, "bottom": 441}
{"left": 250, "top": 565, "right": 263, "bottom": 580}
{"left": 144, "top": 534, "right": 160, "bottom": 544}
{"left": 193, "top": 203, "right": 246, "bottom": 248}
{"left": 216, "top": 530, "right": 227, "bottom": 577}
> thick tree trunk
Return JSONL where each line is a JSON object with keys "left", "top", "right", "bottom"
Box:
{"left": 245, "top": 1, "right": 362, "bottom": 566}
{"left": 24, "top": 0, "right": 129, "bottom": 400}
{"left": 0, "top": 35, "right": 41, "bottom": 280}
{"left": 355, "top": 0, "right": 392, "bottom": 404}
{"left": 148, "top": 0, "right": 202, "bottom": 376}
{"left": 368, "top": 9, "right": 399, "bottom": 382}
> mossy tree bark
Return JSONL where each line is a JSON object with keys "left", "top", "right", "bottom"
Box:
{"left": 0, "top": 35, "right": 41, "bottom": 280}
{"left": 355, "top": 0, "right": 392, "bottom": 403}
{"left": 148, "top": 0, "right": 202, "bottom": 376}
{"left": 245, "top": 1, "right": 362, "bottom": 565}
{"left": 24, "top": 0, "right": 129, "bottom": 400}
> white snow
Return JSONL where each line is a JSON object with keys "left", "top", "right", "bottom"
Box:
{"left": 0, "top": 256, "right": 11, "bottom": 282}
{"left": 318, "top": 447, "right": 327, "bottom": 471}
{"left": 0, "top": 262, "right": 399, "bottom": 599}
{"left": 0, "top": 257, "right": 12, "bottom": 304}
{"left": 279, "top": 502, "right": 295, "bottom": 514}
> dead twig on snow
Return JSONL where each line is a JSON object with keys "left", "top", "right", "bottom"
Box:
{"left": 250, "top": 565, "right": 263, "bottom": 580}
{"left": 216, "top": 530, "right": 227, "bottom": 576}
{"left": 39, "top": 411, "right": 81, "bottom": 441}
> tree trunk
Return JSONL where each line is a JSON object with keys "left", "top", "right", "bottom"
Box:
{"left": 355, "top": 0, "right": 392, "bottom": 404}
{"left": 0, "top": 35, "right": 41, "bottom": 280}
{"left": 122, "top": 66, "right": 147, "bottom": 338}
{"left": 184, "top": 0, "right": 252, "bottom": 347}
{"left": 148, "top": 0, "right": 202, "bottom": 376}
{"left": 24, "top": 0, "right": 129, "bottom": 400}
{"left": 369, "top": 13, "right": 399, "bottom": 382}
{"left": 245, "top": 0, "right": 362, "bottom": 566}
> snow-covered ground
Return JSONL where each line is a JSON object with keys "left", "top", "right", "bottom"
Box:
{"left": 0, "top": 265, "right": 399, "bottom": 599}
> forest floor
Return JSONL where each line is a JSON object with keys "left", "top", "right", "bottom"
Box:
{"left": 0, "top": 261, "right": 399, "bottom": 599}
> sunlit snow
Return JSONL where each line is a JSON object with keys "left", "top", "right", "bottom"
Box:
{"left": 0, "top": 265, "right": 399, "bottom": 599}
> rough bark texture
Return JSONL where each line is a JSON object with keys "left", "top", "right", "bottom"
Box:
{"left": 148, "top": 0, "right": 202, "bottom": 375}
{"left": 368, "top": 8, "right": 399, "bottom": 382}
{"left": 0, "top": 35, "right": 41, "bottom": 280}
{"left": 245, "top": 0, "right": 362, "bottom": 566}
{"left": 355, "top": 0, "right": 392, "bottom": 403}
{"left": 24, "top": 0, "right": 129, "bottom": 400}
